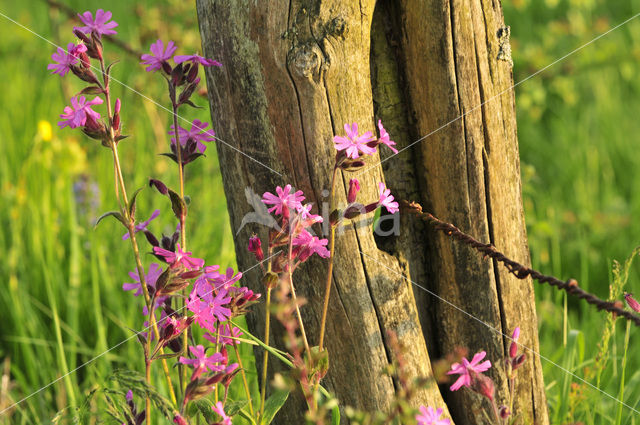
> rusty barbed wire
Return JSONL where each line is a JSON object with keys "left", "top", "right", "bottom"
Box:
{"left": 402, "top": 200, "right": 640, "bottom": 327}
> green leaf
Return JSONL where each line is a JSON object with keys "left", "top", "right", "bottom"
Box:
{"left": 151, "top": 351, "right": 180, "bottom": 361}
{"left": 224, "top": 399, "right": 248, "bottom": 416}
{"left": 260, "top": 389, "right": 289, "bottom": 425}
{"left": 94, "top": 211, "right": 126, "bottom": 229}
{"left": 78, "top": 85, "right": 104, "bottom": 95}
{"left": 332, "top": 404, "right": 340, "bottom": 425}
{"left": 188, "top": 398, "right": 217, "bottom": 423}
{"left": 128, "top": 187, "right": 144, "bottom": 219}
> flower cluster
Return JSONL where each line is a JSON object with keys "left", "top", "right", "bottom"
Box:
{"left": 255, "top": 184, "right": 329, "bottom": 273}
{"left": 48, "top": 9, "right": 125, "bottom": 144}
{"left": 140, "top": 39, "right": 220, "bottom": 161}
{"left": 443, "top": 327, "right": 525, "bottom": 423}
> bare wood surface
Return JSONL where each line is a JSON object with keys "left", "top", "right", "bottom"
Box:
{"left": 197, "top": 0, "right": 549, "bottom": 423}
{"left": 197, "top": 1, "right": 448, "bottom": 422}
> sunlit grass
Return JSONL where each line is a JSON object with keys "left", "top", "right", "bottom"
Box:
{"left": 1, "top": 0, "right": 640, "bottom": 423}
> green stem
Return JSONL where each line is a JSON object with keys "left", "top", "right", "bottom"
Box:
{"left": 259, "top": 277, "right": 273, "bottom": 419}
{"left": 100, "top": 57, "right": 177, "bottom": 409}
{"left": 287, "top": 221, "right": 311, "bottom": 355}
{"left": 318, "top": 167, "right": 338, "bottom": 351}
{"left": 615, "top": 320, "right": 631, "bottom": 425}
{"left": 170, "top": 102, "right": 190, "bottom": 397}
{"left": 233, "top": 342, "right": 255, "bottom": 418}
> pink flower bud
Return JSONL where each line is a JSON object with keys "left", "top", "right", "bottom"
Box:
{"left": 347, "top": 178, "right": 360, "bottom": 203}
{"left": 470, "top": 372, "right": 495, "bottom": 401}
{"left": 173, "top": 414, "right": 188, "bottom": 425}
{"left": 499, "top": 405, "right": 510, "bottom": 419}
{"left": 249, "top": 235, "right": 264, "bottom": 261}
{"left": 512, "top": 353, "right": 526, "bottom": 370}
{"left": 624, "top": 292, "right": 640, "bottom": 312}
{"left": 509, "top": 341, "right": 518, "bottom": 359}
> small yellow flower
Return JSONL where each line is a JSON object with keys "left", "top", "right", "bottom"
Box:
{"left": 38, "top": 120, "right": 53, "bottom": 142}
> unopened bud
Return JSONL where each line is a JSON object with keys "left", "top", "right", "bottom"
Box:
{"left": 509, "top": 341, "right": 518, "bottom": 359}
{"left": 112, "top": 98, "right": 121, "bottom": 131}
{"left": 624, "top": 292, "right": 640, "bottom": 312}
{"left": 512, "top": 353, "right": 526, "bottom": 370}
{"left": 187, "top": 62, "right": 199, "bottom": 83}
{"left": 470, "top": 373, "right": 494, "bottom": 401}
{"left": 343, "top": 204, "right": 364, "bottom": 220}
{"left": 262, "top": 271, "right": 279, "bottom": 290}
{"left": 173, "top": 414, "right": 188, "bottom": 425}
{"left": 248, "top": 235, "right": 264, "bottom": 261}
{"left": 347, "top": 178, "right": 360, "bottom": 203}
{"left": 499, "top": 405, "right": 510, "bottom": 419}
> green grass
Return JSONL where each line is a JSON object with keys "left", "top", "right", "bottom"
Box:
{"left": 0, "top": 1, "right": 240, "bottom": 423}
{"left": 1, "top": 0, "right": 640, "bottom": 423}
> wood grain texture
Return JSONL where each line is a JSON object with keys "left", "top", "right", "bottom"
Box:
{"left": 397, "top": 0, "right": 549, "bottom": 422}
{"left": 197, "top": 0, "right": 548, "bottom": 423}
{"left": 196, "top": 1, "right": 448, "bottom": 423}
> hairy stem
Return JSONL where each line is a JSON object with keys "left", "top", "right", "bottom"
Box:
{"left": 287, "top": 220, "right": 311, "bottom": 355}
{"left": 259, "top": 248, "right": 273, "bottom": 420}
{"left": 170, "top": 101, "right": 190, "bottom": 398}
{"left": 100, "top": 57, "right": 177, "bottom": 408}
{"left": 318, "top": 166, "right": 338, "bottom": 351}
{"left": 233, "top": 342, "right": 255, "bottom": 417}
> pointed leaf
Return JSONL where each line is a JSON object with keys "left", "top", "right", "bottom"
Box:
{"left": 105, "top": 60, "right": 120, "bottom": 79}
{"left": 224, "top": 400, "right": 248, "bottom": 416}
{"left": 94, "top": 210, "right": 126, "bottom": 229}
{"left": 260, "top": 389, "right": 289, "bottom": 425}
{"left": 151, "top": 352, "right": 181, "bottom": 361}
{"left": 181, "top": 99, "right": 202, "bottom": 109}
{"left": 187, "top": 398, "right": 217, "bottom": 422}
{"left": 128, "top": 186, "right": 144, "bottom": 219}
{"left": 78, "top": 85, "right": 104, "bottom": 95}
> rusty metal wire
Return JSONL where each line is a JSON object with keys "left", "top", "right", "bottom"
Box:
{"left": 402, "top": 200, "right": 640, "bottom": 327}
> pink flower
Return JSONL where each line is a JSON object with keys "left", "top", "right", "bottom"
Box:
{"left": 122, "top": 263, "right": 163, "bottom": 297}
{"left": 153, "top": 243, "right": 205, "bottom": 270}
{"left": 75, "top": 9, "right": 118, "bottom": 37}
{"left": 122, "top": 209, "right": 160, "bottom": 240}
{"left": 140, "top": 39, "right": 177, "bottom": 72}
{"left": 48, "top": 43, "right": 87, "bottom": 76}
{"left": 168, "top": 119, "right": 215, "bottom": 154}
{"left": 296, "top": 203, "right": 323, "bottom": 227}
{"left": 377, "top": 120, "right": 398, "bottom": 154}
{"left": 447, "top": 350, "right": 492, "bottom": 391}
{"left": 174, "top": 54, "right": 222, "bottom": 67}
{"left": 416, "top": 406, "right": 450, "bottom": 425}
{"left": 347, "top": 178, "right": 360, "bottom": 203}
{"left": 179, "top": 345, "right": 225, "bottom": 379}
{"left": 262, "top": 184, "right": 305, "bottom": 216}
{"left": 624, "top": 292, "right": 640, "bottom": 312}
{"left": 211, "top": 401, "right": 232, "bottom": 425}
{"left": 333, "top": 122, "right": 376, "bottom": 159}
{"left": 293, "top": 230, "right": 330, "bottom": 262}
{"left": 58, "top": 96, "right": 103, "bottom": 129}
{"left": 377, "top": 182, "right": 399, "bottom": 214}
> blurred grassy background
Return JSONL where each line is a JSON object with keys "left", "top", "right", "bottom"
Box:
{"left": 0, "top": 0, "right": 639, "bottom": 423}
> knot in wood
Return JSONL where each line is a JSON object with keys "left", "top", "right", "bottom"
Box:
{"left": 292, "top": 44, "right": 325, "bottom": 78}
{"left": 326, "top": 17, "right": 347, "bottom": 38}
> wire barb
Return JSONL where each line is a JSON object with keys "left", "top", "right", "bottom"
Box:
{"left": 402, "top": 200, "right": 640, "bottom": 327}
